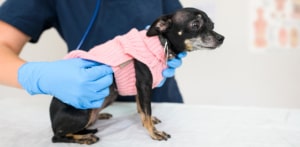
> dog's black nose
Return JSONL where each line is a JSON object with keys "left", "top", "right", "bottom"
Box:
{"left": 217, "top": 35, "right": 225, "bottom": 44}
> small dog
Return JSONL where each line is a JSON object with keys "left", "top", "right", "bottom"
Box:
{"left": 50, "top": 7, "right": 224, "bottom": 144}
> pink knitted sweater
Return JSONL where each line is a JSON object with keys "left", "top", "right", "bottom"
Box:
{"left": 65, "top": 29, "right": 167, "bottom": 96}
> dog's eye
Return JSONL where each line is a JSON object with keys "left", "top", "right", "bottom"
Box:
{"left": 191, "top": 20, "right": 201, "bottom": 31}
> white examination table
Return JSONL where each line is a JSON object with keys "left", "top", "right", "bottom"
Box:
{"left": 0, "top": 96, "right": 299, "bottom": 147}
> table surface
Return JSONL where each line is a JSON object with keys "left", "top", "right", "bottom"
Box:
{"left": 0, "top": 96, "right": 300, "bottom": 147}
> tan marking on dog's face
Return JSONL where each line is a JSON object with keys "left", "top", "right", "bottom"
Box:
{"left": 184, "top": 39, "right": 194, "bottom": 51}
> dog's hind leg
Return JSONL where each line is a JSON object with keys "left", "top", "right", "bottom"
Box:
{"left": 51, "top": 125, "right": 99, "bottom": 144}
{"left": 50, "top": 98, "right": 100, "bottom": 144}
{"left": 134, "top": 60, "right": 170, "bottom": 141}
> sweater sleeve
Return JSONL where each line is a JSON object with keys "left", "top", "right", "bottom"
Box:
{"left": 0, "top": 0, "right": 56, "bottom": 43}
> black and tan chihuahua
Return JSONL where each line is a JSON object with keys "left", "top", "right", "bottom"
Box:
{"left": 50, "top": 8, "right": 224, "bottom": 144}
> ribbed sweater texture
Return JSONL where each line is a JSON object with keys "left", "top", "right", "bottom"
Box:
{"left": 65, "top": 29, "right": 166, "bottom": 96}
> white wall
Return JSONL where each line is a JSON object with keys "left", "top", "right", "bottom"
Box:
{"left": 178, "top": 0, "right": 300, "bottom": 108}
{"left": 1, "top": 0, "right": 300, "bottom": 108}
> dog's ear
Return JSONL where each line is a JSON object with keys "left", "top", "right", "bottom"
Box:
{"left": 146, "top": 15, "right": 172, "bottom": 36}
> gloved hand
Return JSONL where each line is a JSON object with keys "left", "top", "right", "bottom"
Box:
{"left": 157, "top": 52, "right": 187, "bottom": 87}
{"left": 18, "top": 58, "right": 113, "bottom": 109}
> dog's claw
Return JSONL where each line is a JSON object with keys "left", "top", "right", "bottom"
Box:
{"left": 151, "top": 130, "right": 171, "bottom": 141}
{"left": 152, "top": 116, "right": 162, "bottom": 125}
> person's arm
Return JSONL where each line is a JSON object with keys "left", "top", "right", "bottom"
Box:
{"left": 0, "top": 20, "right": 28, "bottom": 88}
{"left": 0, "top": 20, "right": 113, "bottom": 109}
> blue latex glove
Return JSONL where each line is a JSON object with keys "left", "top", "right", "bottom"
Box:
{"left": 18, "top": 58, "right": 113, "bottom": 109}
{"left": 157, "top": 52, "right": 187, "bottom": 87}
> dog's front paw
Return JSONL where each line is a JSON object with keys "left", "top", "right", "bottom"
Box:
{"left": 150, "top": 129, "right": 171, "bottom": 141}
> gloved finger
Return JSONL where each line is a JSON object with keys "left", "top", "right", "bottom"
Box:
{"left": 92, "top": 74, "right": 113, "bottom": 90}
{"left": 72, "top": 58, "right": 102, "bottom": 67}
{"left": 162, "top": 68, "right": 175, "bottom": 78}
{"left": 66, "top": 98, "right": 90, "bottom": 109}
{"left": 84, "top": 64, "right": 113, "bottom": 80}
{"left": 90, "top": 99, "right": 105, "bottom": 108}
{"left": 77, "top": 92, "right": 107, "bottom": 109}
{"left": 177, "top": 51, "right": 187, "bottom": 58}
{"left": 167, "top": 58, "right": 182, "bottom": 68}
{"left": 77, "top": 100, "right": 95, "bottom": 109}
{"left": 96, "top": 87, "right": 110, "bottom": 98}
{"left": 81, "top": 99, "right": 104, "bottom": 109}
{"left": 84, "top": 84, "right": 111, "bottom": 101}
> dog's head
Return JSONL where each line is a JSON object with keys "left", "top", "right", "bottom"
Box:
{"left": 147, "top": 7, "right": 224, "bottom": 56}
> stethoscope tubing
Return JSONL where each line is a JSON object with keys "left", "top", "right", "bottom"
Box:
{"left": 75, "top": 0, "right": 101, "bottom": 50}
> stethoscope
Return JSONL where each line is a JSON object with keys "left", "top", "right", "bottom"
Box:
{"left": 74, "top": 0, "right": 170, "bottom": 65}
{"left": 75, "top": 0, "right": 101, "bottom": 49}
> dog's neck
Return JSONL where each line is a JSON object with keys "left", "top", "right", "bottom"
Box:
{"left": 158, "top": 36, "right": 176, "bottom": 59}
